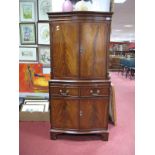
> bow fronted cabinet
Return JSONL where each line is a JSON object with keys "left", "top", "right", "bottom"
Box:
{"left": 48, "top": 11, "right": 113, "bottom": 141}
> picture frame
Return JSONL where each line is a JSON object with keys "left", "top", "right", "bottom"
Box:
{"left": 20, "top": 23, "right": 36, "bottom": 44}
{"left": 19, "top": 47, "right": 38, "bottom": 62}
{"left": 21, "top": 104, "right": 45, "bottom": 112}
{"left": 38, "top": 0, "right": 52, "bottom": 21}
{"left": 38, "top": 46, "right": 50, "bottom": 66}
{"left": 24, "top": 99, "right": 49, "bottom": 112}
{"left": 38, "top": 23, "right": 50, "bottom": 45}
{"left": 43, "top": 67, "right": 51, "bottom": 74}
{"left": 20, "top": 1, "right": 35, "bottom": 22}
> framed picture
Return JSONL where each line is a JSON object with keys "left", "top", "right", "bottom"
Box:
{"left": 19, "top": 47, "right": 38, "bottom": 62}
{"left": 21, "top": 104, "right": 45, "bottom": 112}
{"left": 19, "top": 63, "right": 49, "bottom": 93}
{"left": 20, "top": 2, "right": 35, "bottom": 22}
{"left": 38, "top": 23, "right": 50, "bottom": 45}
{"left": 24, "top": 99, "right": 49, "bottom": 112}
{"left": 43, "top": 67, "right": 50, "bottom": 74}
{"left": 38, "top": 46, "right": 50, "bottom": 66}
{"left": 38, "top": 0, "right": 52, "bottom": 21}
{"left": 20, "top": 23, "right": 36, "bottom": 44}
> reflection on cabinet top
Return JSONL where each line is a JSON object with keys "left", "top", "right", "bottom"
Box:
{"left": 49, "top": 79, "right": 111, "bottom": 83}
{"left": 48, "top": 11, "right": 113, "bottom": 22}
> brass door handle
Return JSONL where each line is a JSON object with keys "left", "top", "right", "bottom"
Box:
{"left": 80, "top": 110, "right": 83, "bottom": 117}
{"left": 80, "top": 46, "right": 84, "bottom": 53}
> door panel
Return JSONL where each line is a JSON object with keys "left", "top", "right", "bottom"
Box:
{"left": 80, "top": 98, "right": 109, "bottom": 130}
{"left": 51, "top": 99, "right": 79, "bottom": 129}
{"left": 52, "top": 23, "right": 79, "bottom": 78}
{"left": 80, "top": 23, "right": 109, "bottom": 79}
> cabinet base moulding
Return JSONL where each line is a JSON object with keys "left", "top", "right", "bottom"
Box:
{"left": 50, "top": 129, "right": 109, "bottom": 141}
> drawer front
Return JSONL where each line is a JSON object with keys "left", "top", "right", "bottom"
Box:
{"left": 80, "top": 85, "right": 110, "bottom": 97}
{"left": 50, "top": 86, "right": 79, "bottom": 97}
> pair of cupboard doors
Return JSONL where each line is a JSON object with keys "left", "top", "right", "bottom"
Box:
{"left": 50, "top": 21, "right": 111, "bottom": 79}
{"left": 51, "top": 97, "right": 109, "bottom": 131}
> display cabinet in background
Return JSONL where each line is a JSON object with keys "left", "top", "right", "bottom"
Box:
{"left": 109, "top": 42, "right": 135, "bottom": 71}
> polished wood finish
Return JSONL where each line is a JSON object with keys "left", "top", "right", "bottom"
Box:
{"left": 48, "top": 11, "right": 112, "bottom": 22}
{"left": 49, "top": 81, "right": 110, "bottom": 140}
{"left": 79, "top": 99, "right": 109, "bottom": 130}
{"left": 80, "top": 85, "right": 110, "bottom": 97}
{"left": 48, "top": 12, "right": 112, "bottom": 141}
{"left": 52, "top": 23, "right": 79, "bottom": 79}
{"left": 50, "top": 129, "right": 109, "bottom": 140}
{"left": 51, "top": 21, "right": 110, "bottom": 79}
{"left": 52, "top": 99, "right": 79, "bottom": 129}
{"left": 50, "top": 85, "right": 79, "bottom": 97}
{"left": 49, "top": 81, "right": 110, "bottom": 98}
{"left": 49, "top": 79, "right": 111, "bottom": 83}
{"left": 80, "top": 23, "right": 108, "bottom": 79}
{"left": 49, "top": 12, "right": 112, "bottom": 80}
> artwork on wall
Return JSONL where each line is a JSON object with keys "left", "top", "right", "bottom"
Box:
{"left": 38, "top": 46, "right": 50, "bottom": 66}
{"left": 20, "top": 2, "right": 35, "bottom": 22}
{"left": 19, "top": 63, "right": 50, "bottom": 93}
{"left": 19, "top": 47, "right": 38, "bottom": 62}
{"left": 38, "top": 0, "right": 52, "bottom": 21}
{"left": 38, "top": 23, "right": 50, "bottom": 45}
{"left": 20, "top": 23, "right": 36, "bottom": 44}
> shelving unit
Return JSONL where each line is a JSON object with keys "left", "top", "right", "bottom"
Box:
{"left": 109, "top": 42, "right": 135, "bottom": 71}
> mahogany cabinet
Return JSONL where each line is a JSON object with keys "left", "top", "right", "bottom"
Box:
{"left": 48, "top": 12, "right": 113, "bottom": 140}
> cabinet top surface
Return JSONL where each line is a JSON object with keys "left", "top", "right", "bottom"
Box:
{"left": 48, "top": 11, "right": 113, "bottom": 19}
{"left": 49, "top": 79, "right": 111, "bottom": 83}
{"left": 48, "top": 11, "right": 113, "bottom": 15}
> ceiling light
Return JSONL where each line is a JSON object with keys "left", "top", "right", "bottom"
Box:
{"left": 114, "top": 0, "right": 127, "bottom": 3}
{"left": 114, "top": 29, "right": 122, "bottom": 32}
{"left": 124, "top": 24, "right": 133, "bottom": 28}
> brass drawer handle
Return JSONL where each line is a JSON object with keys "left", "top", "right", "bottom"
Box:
{"left": 96, "top": 90, "right": 100, "bottom": 94}
{"left": 66, "top": 90, "right": 69, "bottom": 94}
{"left": 90, "top": 90, "right": 93, "bottom": 94}
{"left": 59, "top": 89, "right": 69, "bottom": 96}
{"left": 90, "top": 89, "right": 100, "bottom": 96}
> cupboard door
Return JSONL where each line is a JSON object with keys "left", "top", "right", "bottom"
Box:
{"left": 80, "top": 23, "right": 109, "bottom": 79}
{"left": 51, "top": 99, "right": 79, "bottom": 130}
{"left": 79, "top": 98, "right": 109, "bottom": 130}
{"left": 52, "top": 23, "right": 79, "bottom": 79}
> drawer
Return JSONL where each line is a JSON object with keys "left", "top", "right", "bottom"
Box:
{"left": 50, "top": 86, "right": 79, "bottom": 97}
{"left": 80, "top": 85, "right": 110, "bottom": 97}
